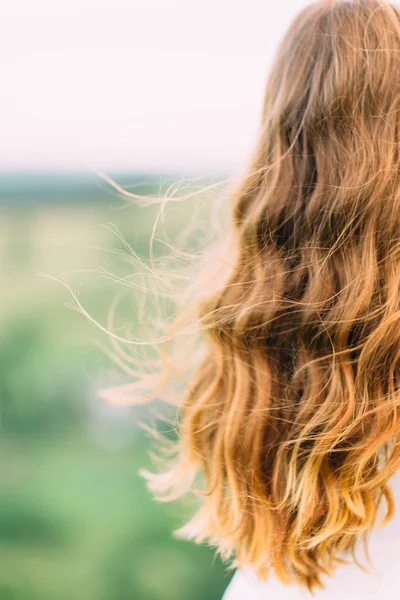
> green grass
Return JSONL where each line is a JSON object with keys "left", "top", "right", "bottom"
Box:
{"left": 0, "top": 436, "right": 231, "bottom": 600}
{"left": 0, "top": 177, "right": 232, "bottom": 600}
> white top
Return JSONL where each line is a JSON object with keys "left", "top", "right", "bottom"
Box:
{"left": 222, "top": 469, "right": 400, "bottom": 600}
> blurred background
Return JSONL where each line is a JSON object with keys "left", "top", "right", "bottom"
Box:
{"left": 0, "top": 1, "right": 309, "bottom": 599}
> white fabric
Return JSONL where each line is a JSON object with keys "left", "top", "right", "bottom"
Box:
{"left": 222, "top": 469, "right": 400, "bottom": 600}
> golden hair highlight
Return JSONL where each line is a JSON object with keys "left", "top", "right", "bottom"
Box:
{"left": 87, "top": 0, "right": 400, "bottom": 593}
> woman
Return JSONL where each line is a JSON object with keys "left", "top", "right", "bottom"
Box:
{"left": 100, "top": 0, "right": 400, "bottom": 597}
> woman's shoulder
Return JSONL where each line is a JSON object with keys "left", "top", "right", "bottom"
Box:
{"left": 221, "top": 470, "right": 400, "bottom": 600}
{"left": 222, "top": 552, "right": 400, "bottom": 600}
{"left": 221, "top": 567, "right": 311, "bottom": 600}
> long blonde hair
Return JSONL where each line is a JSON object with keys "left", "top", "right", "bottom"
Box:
{"left": 90, "top": 0, "right": 400, "bottom": 593}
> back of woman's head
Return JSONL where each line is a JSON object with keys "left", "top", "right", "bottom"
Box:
{"left": 102, "top": 0, "right": 400, "bottom": 593}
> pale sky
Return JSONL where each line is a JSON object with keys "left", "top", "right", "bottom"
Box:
{"left": 0, "top": 0, "right": 311, "bottom": 173}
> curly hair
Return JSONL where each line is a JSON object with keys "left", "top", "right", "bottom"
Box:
{"left": 93, "top": 0, "right": 400, "bottom": 593}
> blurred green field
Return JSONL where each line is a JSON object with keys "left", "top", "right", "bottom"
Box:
{"left": 0, "top": 173, "right": 231, "bottom": 600}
